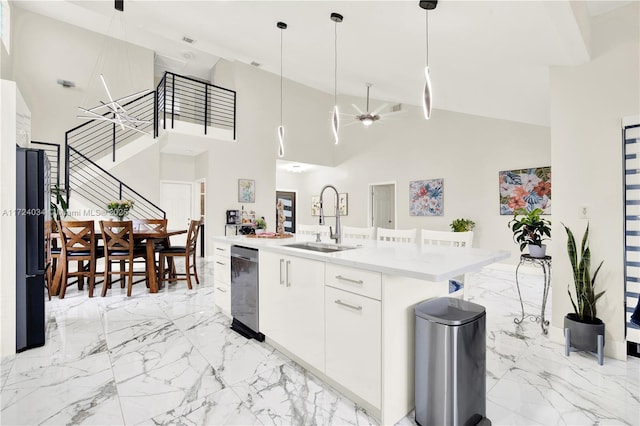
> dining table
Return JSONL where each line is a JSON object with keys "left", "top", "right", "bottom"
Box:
{"left": 50, "top": 228, "right": 188, "bottom": 295}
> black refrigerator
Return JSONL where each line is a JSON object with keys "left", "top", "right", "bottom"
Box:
{"left": 15, "top": 147, "right": 49, "bottom": 352}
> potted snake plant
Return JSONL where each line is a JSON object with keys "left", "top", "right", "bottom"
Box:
{"left": 563, "top": 223, "right": 605, "bottom": 353}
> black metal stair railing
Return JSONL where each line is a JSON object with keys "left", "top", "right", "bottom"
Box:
{"left": 158, "top": 71, "right": 236, "bottom": 139}
{"left": 66, "top": 146, "right": 165, "bottom": 219}
{"left": 30, "top": 141, "right": 60, "bottom": 188}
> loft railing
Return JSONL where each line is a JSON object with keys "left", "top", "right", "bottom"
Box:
{"left": 66, "top": 146, "right": 165, "bottom": 219}
{"left": 30, "top": 141, "right": 60, "bottom": 188}
{"left": 66, "top": 90, "right": 156, "bottom": 162}
{"left": 157, "top": 71, "right": 236, "bottom": 139}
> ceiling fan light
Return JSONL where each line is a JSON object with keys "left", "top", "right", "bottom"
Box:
{"left": 362, "top": 117, "right": 374, "bottom": 126}
{"left": 423, "top": 65, "right": 432, "bottom": 120}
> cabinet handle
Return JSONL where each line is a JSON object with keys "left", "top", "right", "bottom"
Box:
{"left": 216, "top": 247, "right": 226, "bottom": 252}
{"left": 216, "top": 261, "right": 225, "bottom": 266}
{"left": 286, "top": 260, "right": 291, "bottom": 287}
{"left": 335, "top": 275, "right": 364, "bottom": 285}
{"left": 216, "top": 286, "right": 227, "bottom": 293}
{"left": 279, "top": 259, "right": 285, "bottom": 285}
{"left": 334, "top": 299, "right": 362, "bottom": 311}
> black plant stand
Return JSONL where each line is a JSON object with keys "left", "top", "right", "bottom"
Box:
{"left": 514, "top": 254, "right": 552, "bottom": 334}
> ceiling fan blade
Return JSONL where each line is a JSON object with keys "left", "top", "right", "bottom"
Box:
{"left": 343, "top": 120, "right": 361, "bottom": 128}
{"left": 370, "top": 103, "right": 388, "bottom": 116}
{"left": 351, "top": 103, "right": 364, "bottom": 115}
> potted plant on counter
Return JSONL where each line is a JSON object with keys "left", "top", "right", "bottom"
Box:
{"left": 563, "top": 223, "right": 605, "bottom": 356}
{"left": 450, "top": 218, "right": 475, "bottom": 232}
{"left": 508, "top": 208, "right": 551, "bottom": 257}
{"left": 255, "top": 216, "right": 267, "bottom": 235}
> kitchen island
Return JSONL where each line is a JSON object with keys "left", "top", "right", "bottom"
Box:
{"left": 212, "top": 235, "right": 509, "bottom": 424}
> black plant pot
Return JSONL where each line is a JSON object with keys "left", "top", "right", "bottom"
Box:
{"left": 564, "top": 313, "right": 605, "bottom": 352}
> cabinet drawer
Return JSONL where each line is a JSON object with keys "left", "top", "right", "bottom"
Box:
{"left": 214, "top": 243, "right": 230, "bottom": 257}
{"left": 325, "top": 286, "right": 381, "bottom": 408}
{"left": 214, "top": 282, "right": 231, "bottom": 315}
{"left": 325, "top": 263, "right": 381, "bottom": 300}
{"left": 213, "top": 255, "right": 230, "bottom": 285}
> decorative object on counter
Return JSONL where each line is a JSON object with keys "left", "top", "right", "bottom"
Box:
{"left": 508, "top": 208, "right": 551, "bottom": 257}
{"left": 450, "top": 218, "right": 475, "bottom": 232}
{"left": 563, "top": 223, "right": 605, "bottom": 365}
{"left": 255, "top": 216, "right": 267, "bottom": 234}
{"left": 330, "top": 12, "right": 343, "bottom": 145}
{"left": 419, "top": 0, "right": 438, "bottom": 119}
{"left": 238, "top": 179, "right": 255, "bottom": 203}
{"left": 410, "top": 178, "right": 443, "bottom": 216}
{"left": 276, "top": 21, "right": 287, "bottom": 157}
{"left": 276, "top": 199, "right": 286, "bottom": 235}
{"left": 499, "top": 166, "right": 551, "bottom": 215}
{"left": 106, "top": 199, "right": 134, "bottom": 221}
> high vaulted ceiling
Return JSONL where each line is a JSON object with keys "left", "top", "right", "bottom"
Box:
{"left": 14, "top": 1, "right": 635, "bottom": 127}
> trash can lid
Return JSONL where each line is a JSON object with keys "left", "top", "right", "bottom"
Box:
{"left": 414, "top": 297, "right": 485, "bottom": 325}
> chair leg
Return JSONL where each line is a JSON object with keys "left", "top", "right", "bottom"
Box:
{"left": 158, "top": 254, "right": 166, "bottom": 286}
{"left": 192, "top": 253, "right": 200, "bottom": 285}
{"left": 127, "top": 259, "right": 134, "bottom": 297}
{"left": 59, "top": 262, "right": 68, "bottom": 299}
{"left": 120, "top": 260, "right": 126, "bottom": 288}
{"left": 185, "top": 256, "right": 193, "bottom": 290}
{"left": 88, "top": 258, "right": 96, "bottom": 298}
{"left": 102, "top": 261, "right": 110, "bottom": 297}
{"left": 77, "top": 260, "right": 84, "bottom": 290}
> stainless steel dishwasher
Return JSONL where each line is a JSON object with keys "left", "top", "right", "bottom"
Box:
{"left": 230, "top": 245, "right": 264, "bottom": 341}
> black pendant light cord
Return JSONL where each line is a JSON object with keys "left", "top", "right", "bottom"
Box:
{"left": 280, "top": 27, "right": 283, "bottom": 126}
{"left": 334, "top": 21, "right": 338, "bottom": 105}
{"left": 425, "top": 10, "right": 429, "bottom": 67}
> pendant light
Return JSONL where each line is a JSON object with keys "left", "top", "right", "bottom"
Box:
{"left": 76, "top": 0, "right": 152, "bottom": 135}
{"left": 419, "top": 1, "right": 437, "bottom": 120}
{"left": 330, "top": 12, "right": 343, "bottom": 144}
{"left": 276, "top": 21, "right": 287, "bottom": 157}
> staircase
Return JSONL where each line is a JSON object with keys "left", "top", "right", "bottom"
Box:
{"left": 60, "top": 71, "right": 236, "bottom": 219}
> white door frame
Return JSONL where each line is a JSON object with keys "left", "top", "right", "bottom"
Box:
{"left": 368, "top": 181, "right": 397, "bottom": 229}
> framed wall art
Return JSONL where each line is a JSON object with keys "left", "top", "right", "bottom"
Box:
{"left": 499, "top": 166, "right": 551, "bottom": 215}
{"left": 238, "top": 179, "right": 255, "bottom": 203}
{"left": 311, "top": 193, "right": 348, "bottom": 216}
{"left": 409, "top": 178, "right": 443, "bottom": 216}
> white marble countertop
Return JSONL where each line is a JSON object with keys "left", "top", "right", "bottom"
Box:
{"left": 213, "top": 234, "right": 509, "bottom": 282}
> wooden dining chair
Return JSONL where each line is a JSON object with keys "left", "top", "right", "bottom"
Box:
{"left": 99, "top": 220, "right": 149, "bottom": 297}
{"left": 158, "top": 219, "right": 201, "bottom": 289}
{"left": 132, "top": 218, "right": 170, "bottom": 278}
{"left": 44, "top": 220, "right": 59, "bottom": 300}
{"left": 57, "top": 220, "right": 103, "bottom": 298}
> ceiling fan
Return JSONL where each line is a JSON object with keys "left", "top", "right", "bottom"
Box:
{"left": 349, "top": 83, "right": 402, "bottom": 127}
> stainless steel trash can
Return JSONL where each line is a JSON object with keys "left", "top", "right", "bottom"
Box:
{"left": 414, "top": 297, "right": 488, "bottom": 426}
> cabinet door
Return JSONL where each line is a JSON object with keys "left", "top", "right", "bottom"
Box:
{"left": 258, "top": 251, "right": 288, "bottom": 343}
{"left": 325, "top": 286, "right": 381, "bottom": 408}
{"left": 286, "top": 256, "right": 325, "bottom": 371}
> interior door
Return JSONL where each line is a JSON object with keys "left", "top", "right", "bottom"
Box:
{"left": 160, "top": 181, "right": 193, "bottom": 245}
{"left": 276, "top": 191, "right": 296, "bottom": 233}
{"left": 371, "top": 183, "right": 395, "bottom": 229}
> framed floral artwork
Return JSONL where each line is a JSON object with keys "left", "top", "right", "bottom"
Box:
{"left": 499, "top": 166, "right": 551, "bottom": 215}
{"left": 410, "top": 179, "right": 444, "bottom": 216}
{"left": 238, "top": 179, "right": 255, "bottom": 203}
{"left": 311, "top": 194, "right": 348, "bottom": 216}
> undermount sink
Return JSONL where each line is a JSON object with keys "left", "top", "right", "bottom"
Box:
{"left": 283, "top": 242, "right": 358, "bottom": 253}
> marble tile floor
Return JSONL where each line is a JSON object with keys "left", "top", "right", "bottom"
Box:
{"left": 1, "top": 259, "right": 639, "bottom": 425}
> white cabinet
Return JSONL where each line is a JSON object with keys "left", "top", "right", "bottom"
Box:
{"left": 259, "top": 251, "right": 325, "bottom": 371}
{"left": 325, "top": 285, "right": 381, "bottom": 407}
{"left": 213, "top": 243, "right": 231, "bottom": 315}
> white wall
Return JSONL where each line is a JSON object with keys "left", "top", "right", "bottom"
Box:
{"left": 160, "top": 153, "right": 195, "bottom": 182}
{"left": 550, "top": 3, "right": 640, "bottom": 360}
{"left": 280, "top": 103, "right": 551, "bottom": 262}
{"left": 11, "top": 6, "right": 154, "bottom": 147}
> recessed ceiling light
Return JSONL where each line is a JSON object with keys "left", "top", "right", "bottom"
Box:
{"left": 182, "top": 35, "right": 195, "bottom": 44}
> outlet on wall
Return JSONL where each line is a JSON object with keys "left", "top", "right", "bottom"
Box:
{"left": 580, "top": 205, "right": 590, "bottom": 219}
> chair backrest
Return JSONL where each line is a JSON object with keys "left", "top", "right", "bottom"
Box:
{"left": 420, "top": 229, "right": 474, "bottom": 248}
{"left": 342, "top": 225, "right": 375, "bottom": 240}
{"left": 377, "top": 228, "right": 417, "bottom": 243}
{"left": 187, "top": 219, "right": 202, "bottom": 252}
{"left": 132, "top": 218, "right": 167, "bottom": 233}
{"left": 100, "top": 220, "right": 134, "bottom": 256}
{"left": 296, "top": 224, "right": 318, "bottom": 235}
{"left": 59, "top": 220, "right": 96, "bottom": 256}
